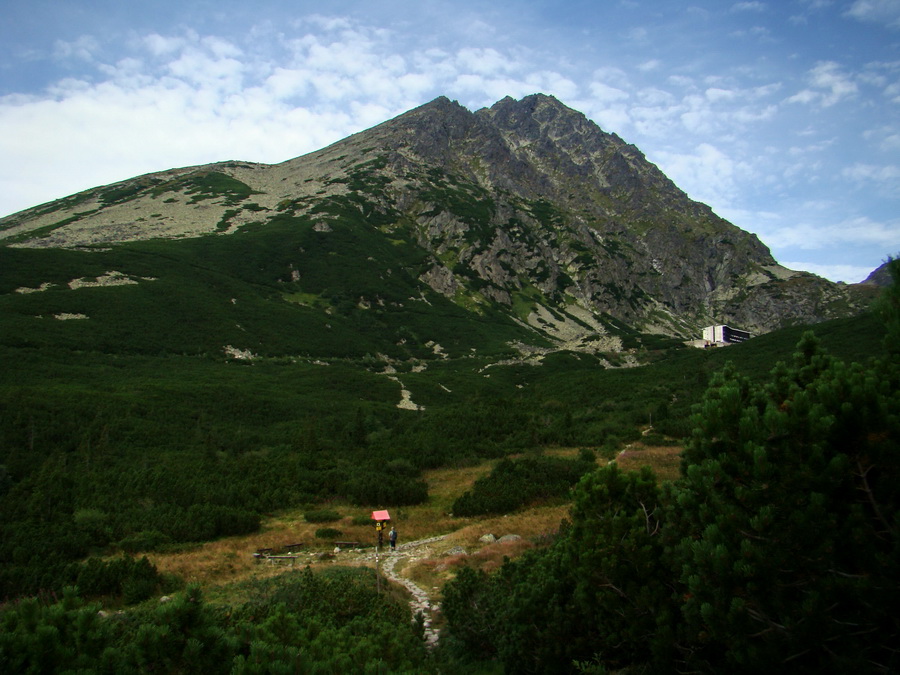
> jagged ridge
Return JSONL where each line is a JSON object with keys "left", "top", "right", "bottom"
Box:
{"left": 0, "top": 94, "right": 875, "bottom": 345}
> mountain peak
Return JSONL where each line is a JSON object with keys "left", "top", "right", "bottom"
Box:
{"left": 416, "top": 95, "right": 465, "bottom": 111}
{"left": 480, "top": 92, "right": 578, "bottom": 123}
{"left": 0, "top": 94, "right": 873, "bottom": 340}
{"left": 488, "top": 92, "right": 562, "bottom": 109}
{"left": 859, "top": 259, "right": 896, "bottom": 287}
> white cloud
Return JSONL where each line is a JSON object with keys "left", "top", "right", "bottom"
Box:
{"left": 791, "top": 1, "right": 835, "bottom": 25}
{"left": 882, "top": 133, "right": 900, "bottom": 150}
{"left": 761, "top": 216, "right": 900, "bottom": 250}
{"left": 667, "top": 75, "right": 695, "bottom": 88}
{"left": 787, "top": 61, "right": 859, "bottom": 107}
{"left": 0, "top": 18, "right": 596, "bottom": 217}
{"left": 590, "top": 81, "right": 629, "bottom": 103}
{"left": 591, "top": 66, "right": 630, "bottom": 89}
{"left": 636, "top": 87, "right": 678, "bottom": 107}
{"left": 451, "top": 70, "right": 578, "bottom": 107}
{"left": 620, "top": 78, "right": 781, "bottom": 144}
{"left": 750, "top": 82, "right": 783, "bottom": 98}
{"left": 455, "top": 47, "right": 515, "bottom": 76}
{"left": 143, "top": 33, "right": 189, "bottom": 57}
{"left": 845, "top": 0, "right": 900, "bottom": 29}
{"left": 706, "top": 87, "right": 738, "bottom": 102}
{"left": 731, "top": 1, "right": 767, "bottom": 11}
{"left": 654, "top": 143, "right": 753, "bottom": 207}
{"left": 0, "top": 23, "right": 427, "bottom": 215}
{"left": 842, "top": 163, "right": 900, "bottom": 195}
{"left": 627, "top": 26, "right": 650, "bottom": 43}
{"left": 53, "top": 35, "right": 101, "bottom": 62}
{"left": 780, "top": 260, "right": 876, "bottom": 283}
{"left": 588, "top": 104, "right": 632, "bottom": 134}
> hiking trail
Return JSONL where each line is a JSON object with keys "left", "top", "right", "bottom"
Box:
{"left": 371, "top": 535, "right": 447, "bottom": 648}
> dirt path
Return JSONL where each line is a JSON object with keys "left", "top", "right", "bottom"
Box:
{"left": 371, "top": 535, "right": 447, "bottom": 648}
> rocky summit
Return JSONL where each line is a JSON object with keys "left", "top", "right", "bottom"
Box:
{"left": 0, "top": 94, "right": 876, "bottom": 349}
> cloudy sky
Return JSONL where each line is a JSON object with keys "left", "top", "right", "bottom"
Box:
{"left": 2, "top": 0, "right": 898, "bottom": 282}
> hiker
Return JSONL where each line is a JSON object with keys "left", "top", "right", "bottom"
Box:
{"left": 389, "top": 526, "right": 397, "bottom": 551}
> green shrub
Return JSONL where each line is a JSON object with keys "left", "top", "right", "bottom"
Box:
{"left": 121, "top": 556, "right": 159, "bottom": 604}
{"left": 314, "top": 528, "right": 343, "bottom": 539}
{"left": 303, "top": 509, "right": 342, "bottom": 523}
{"left": 75, "top": 555, "right": 162, "bottom": 602}
{"left": 344, "top": 470, "right": 428, "bottom": 506}
{"left": 119, "top": 530, "right": 172, "bottom": 553}
{"left": 452, "top": 455, "right": 594, "bottom": 517}
{"left": 641, "top": 432, "right": 677, "bottom": 446}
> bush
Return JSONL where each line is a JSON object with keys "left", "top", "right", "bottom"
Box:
{"left": 75, "top": 555, "right": 162, "bottom": 602}
{"left": 303, "top": 509, "right": 342, "bottom": 523}
{"left": 452, "top": 455, "right": 594, "bottom": 517}
{"left": 640, "top": 432, "right": 677, "bottom": 446}
{"left": 121, "top": 557, "right": 159, "bottom": 604}
{"left": 344, "top": 470, "right": 428, "bottom": 506}
{"left": 315, "top": 528, "right": 343, "bottom": 539}
{"left": 119, "top": 530, "right": 172, "bottom": 553}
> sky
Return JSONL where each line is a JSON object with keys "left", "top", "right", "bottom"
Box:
{"left": 1, "top": 0, "right": 898, "bottom": 283}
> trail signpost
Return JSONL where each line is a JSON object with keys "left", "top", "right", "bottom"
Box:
{"left": 371, "top": 509, "right": 391, "bottom": 593}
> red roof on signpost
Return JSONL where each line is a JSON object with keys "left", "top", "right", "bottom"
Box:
{"left": 371, "top": 509, "right": 391, "bottom": 521}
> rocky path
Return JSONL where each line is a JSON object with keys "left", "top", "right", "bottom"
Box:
{"left": 373, "top": 535, "right": 447, "bottom": 648}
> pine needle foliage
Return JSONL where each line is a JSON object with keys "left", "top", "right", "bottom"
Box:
{"left": 443, "top": 266, "right": 900, "bottom": 673}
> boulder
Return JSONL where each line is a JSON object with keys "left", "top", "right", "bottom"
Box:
{"left": 498, "top": 534, "right": 522, "bottom": 543}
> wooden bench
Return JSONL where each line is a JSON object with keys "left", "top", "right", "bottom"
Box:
{"left": 253, "top": 544, "right": 305, "bottom": 563}
{"left": 333, "top": 541, "right": 361, "bottom": 549}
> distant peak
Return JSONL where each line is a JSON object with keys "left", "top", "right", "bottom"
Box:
{"left": 522, "top": 92, "right": 562, "bottom": 104}
{"left": 420, "top": 95, "right": 465, "bottom": 110}
{"left": 489, "top": 93, "right": 563, "bottom": 110}
{"left": 398, "top": 96, "right": 471, "bottom": 122}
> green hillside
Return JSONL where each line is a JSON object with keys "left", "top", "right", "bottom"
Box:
{"left": 0, "top": 92, "right": 895, "bottom": 673}
{"left": 0, "top": 220, "right": 886, "bottom": 598}
{"left": 0, "top": 213, "right": 539, "bottom": 360}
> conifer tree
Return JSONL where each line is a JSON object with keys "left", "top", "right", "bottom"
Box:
{"left": 665, "top": 327, "right": 900, "bottom": 672}
{"left": 442, "top": 464, "right": 673, "bottom": 674}
{"left": 560, "top": 464, "right": 672, "bottom": 671}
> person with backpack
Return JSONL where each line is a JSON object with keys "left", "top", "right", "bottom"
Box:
{"left": 389, "top": 526, "right": 398, "bottom": 551}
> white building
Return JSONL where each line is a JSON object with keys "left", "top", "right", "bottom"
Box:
{"left": 701, "top": 324, "right": 752, "bottom": 347}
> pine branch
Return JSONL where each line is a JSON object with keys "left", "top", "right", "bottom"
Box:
{"left": 856, "top": 458, "right": 895, "bottom": 538}
{"left": 638, "top": 500, "right": 660, "bottom": 536}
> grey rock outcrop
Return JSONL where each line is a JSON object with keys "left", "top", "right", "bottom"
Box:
{"left": 0, "top": 94, "right": 874, "bottom": 341}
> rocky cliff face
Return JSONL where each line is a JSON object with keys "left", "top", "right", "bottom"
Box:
{"left": 0, "top": 94, "right": 874, "bottom": 345}
{"left": 861, "top": 260, "right": 895, "bottom": 287}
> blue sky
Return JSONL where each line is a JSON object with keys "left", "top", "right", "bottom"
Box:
{"left": 2, "top": 0, "right": 898, "bottom": 282}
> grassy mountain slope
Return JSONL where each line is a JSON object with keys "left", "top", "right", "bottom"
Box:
{"left": 0, "top": 94, "right": 888, "bottom": 603}
{"left": 1, "top": 95, "right": 875, "bottom": 343}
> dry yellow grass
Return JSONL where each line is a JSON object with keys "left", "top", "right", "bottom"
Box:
{"left": 147, "top": 442, "right": 678, "bottom": 602}
{"left": 146, "top": 458, "right": 504, "bottom": 592}
{"left": 613, "top": 442, "right": 683, "bottom": 482}
{"left": 391, "top": 501, "right": 572, "bottom": 597}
